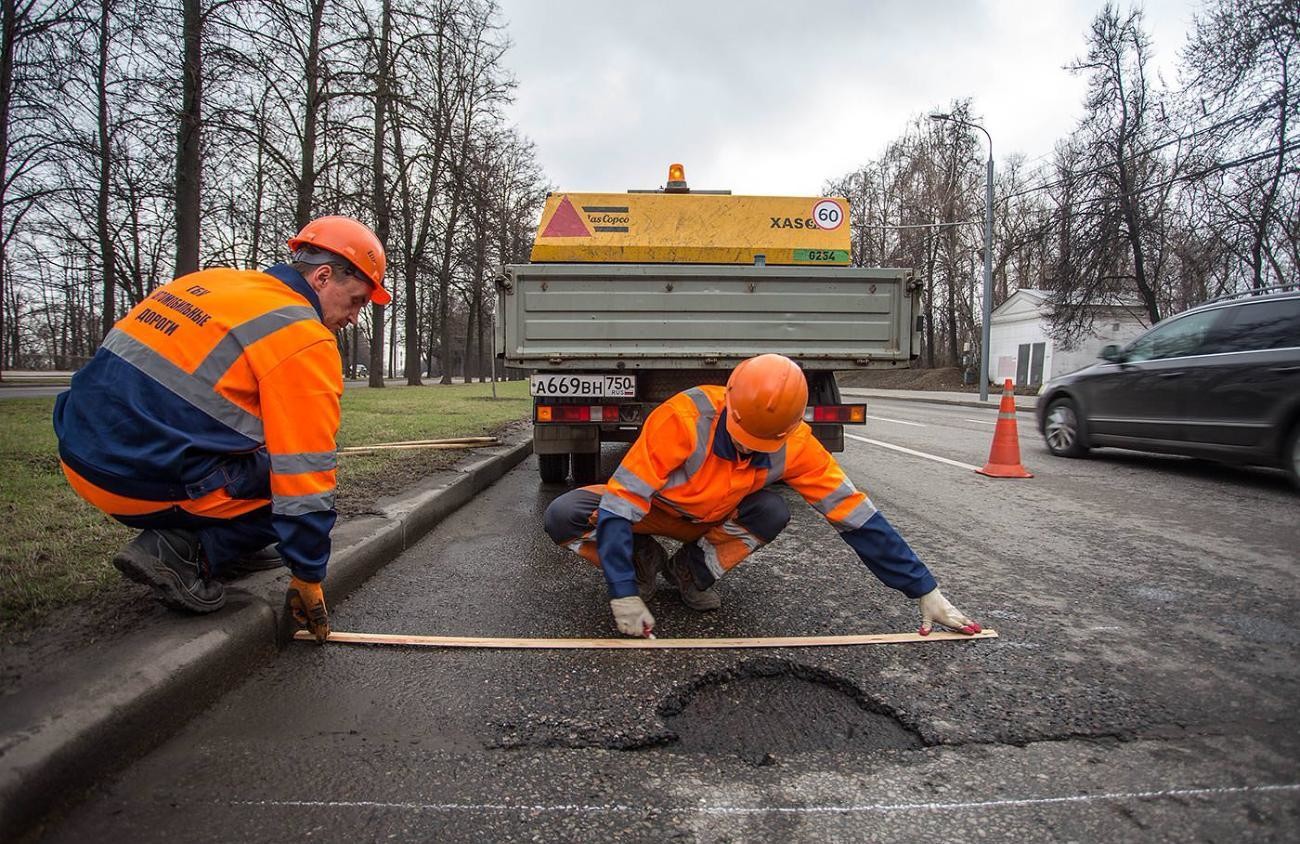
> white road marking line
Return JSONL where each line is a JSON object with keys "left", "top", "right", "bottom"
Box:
{"left": 963, "top": 418, "right": 996, "bottom": 425}
{"left": 846, "top": 433, "right": 981, "bottom": 472}
{"left": 867, "top": 415, "right": 926, "bottom": 427}
{"left": 229, "top": 783, "right": 1300, "bottom": 815}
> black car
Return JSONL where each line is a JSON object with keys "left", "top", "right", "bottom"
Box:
{"left": 1036, "top": 287, "right": 1300, "bottom": 489}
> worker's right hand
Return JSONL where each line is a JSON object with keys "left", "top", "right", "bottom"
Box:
{"left": 610, "top": 596, "right": 655, "bottom": 638}
{"left": 286, "top": 576, "right": 330, "bottom": 643}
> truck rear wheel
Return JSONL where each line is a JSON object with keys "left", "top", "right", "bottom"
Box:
{"left": 538, "top": 453, "right": 569, "bottom": 484}
{"left": 571, "top": 452, "right": 600, "bottom": 486}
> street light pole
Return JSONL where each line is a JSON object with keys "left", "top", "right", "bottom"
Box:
{"left": 930, "top": 112, "right": 994, "bottom": 401}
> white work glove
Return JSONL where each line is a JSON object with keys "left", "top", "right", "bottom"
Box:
{"left": 610, "top": 596, "right": 655, "bottom": 638}
{"left": 918, "top": 587, "right": 982, "bottom": 636}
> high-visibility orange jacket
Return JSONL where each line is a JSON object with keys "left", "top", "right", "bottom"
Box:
{"left": 53, "top": 264, "right": 342, "bottom": 582}
{"left": 596, "top": 385, "right": 937, "bottom": 599}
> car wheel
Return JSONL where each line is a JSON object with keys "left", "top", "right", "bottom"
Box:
{"left": 1286, "top": 423, "right": 1300, "bottom": 491}
{"left": 1044, "top": 397, "right": 1089, "bottom": 458}
{"left": 538, "top": 453, "right": 569, "bottom": 484}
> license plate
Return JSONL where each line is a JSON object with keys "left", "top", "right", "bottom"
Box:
{"left": 530, "top": 373, "right": 636, "bottom": 398}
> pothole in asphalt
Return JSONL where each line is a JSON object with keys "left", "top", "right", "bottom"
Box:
{"left": 657, "top": 657, "right": 922, "bottom": 756}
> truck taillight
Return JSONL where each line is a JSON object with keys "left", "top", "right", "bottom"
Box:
{"left": 536, "top": 405, "right": 619, "bottom": 423}
{"left": 804, "top": 404, "right": 866, "bottom": 423}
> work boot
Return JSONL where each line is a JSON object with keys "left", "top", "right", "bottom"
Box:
{"left": 112, "top": 529, "right": 225, "bottom": 614}
{"left": 662, "top": 543, "right": 722, "bottom": 611}
{"left": 220, "top": 544, "right": 283, "bottom": 579}
{"left": 632, "top": 535, "right": 666, "bottom": 601}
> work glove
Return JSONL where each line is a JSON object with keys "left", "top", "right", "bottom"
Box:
{"left": 918, "top": 587, "right": 981, "bottom": 636}
{"left": 610, "top": 595, "right": 655, "bottom": 638}
{"left": 286, "top": 576, "right": 330, "bottom": 643}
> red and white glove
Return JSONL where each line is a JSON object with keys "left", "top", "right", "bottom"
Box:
{"left": 918, "top": 588, "right": 981, "bottom": 636}
{"left": 610, "top": 596, "right": 655, "bottom": 638}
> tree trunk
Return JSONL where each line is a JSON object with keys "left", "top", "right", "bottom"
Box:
{"left": 436, "top": 169, "right": 465, "bottom": 384}
{"left": 172, "top": 0, "right": 201, "bottom": 276}
{"left": 0, "top": 0, "right": 16, "bottom": 378}
{"left": 295, "top": 0, "right": 326, "bottom": 228}
{"left": 96, "top": 0, "right": 116, "bottom": 341}
{"left": 369, "top": 0, "right": 392, "bottom": 387}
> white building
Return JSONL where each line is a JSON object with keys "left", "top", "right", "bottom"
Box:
{"left": 986, "top": 289, "right": 1148, "bottom": 387}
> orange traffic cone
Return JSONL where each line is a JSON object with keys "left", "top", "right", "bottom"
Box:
{"left": 976, "top": 379, "right": 1033, "bottom": 478}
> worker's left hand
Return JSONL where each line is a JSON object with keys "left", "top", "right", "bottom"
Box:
{"left": 918, "top": 587, "right": 981, "bottom": 636}
{"left": 286, "top": 576, "right": 330, "bottom": 643}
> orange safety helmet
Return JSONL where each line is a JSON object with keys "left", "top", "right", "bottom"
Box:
{"left": 724, "top": 353, "right": 809, "bottom": 452}
{"left": 287, "top": 216, "right": 390, "bottom": 305}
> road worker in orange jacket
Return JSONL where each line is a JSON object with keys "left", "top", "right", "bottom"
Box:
{"left": 544, "top": 353, "right": 982, "bottom": 638}
{"left": 53, "top": 216, "right": 390, "bottom": 642}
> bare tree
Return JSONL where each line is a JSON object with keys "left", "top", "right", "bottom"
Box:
{"left": 1183, "top": 0, "right": 1298, "bottom": 289}
{"left": 1048, "top": 4, "right": 1174, "bottom": 341}
{"left": 0, "top": 0, "right": 81, "bottom": 375}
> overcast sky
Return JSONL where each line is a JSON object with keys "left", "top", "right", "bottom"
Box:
{"left": 496, "top": 0, "right": 1201, "bottom": 197}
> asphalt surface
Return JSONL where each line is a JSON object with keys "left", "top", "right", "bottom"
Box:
{"left": 33, "top": 399, "right": 1300, "bottom": 842}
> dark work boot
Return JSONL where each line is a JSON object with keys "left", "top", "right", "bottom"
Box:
{"left": 631, "top": 535, "right": 666, "bottom": 601}
{"left": 112, "top": 529, "right": 225, "bottom": 614}
{"left": 662, "top": 543, "right": 722, "bottom": 611}
{"left": 220, "top": 544, "right": 283, "bottom": 579}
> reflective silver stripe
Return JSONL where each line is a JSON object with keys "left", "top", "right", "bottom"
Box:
{"left": 193, "top": 306, "right": 320, "bottom": 384}
{"left": 272, "top": 490, "right": 335, "bottom": 516}
{"left": 811, "top": 479, "right": 859, "bottom": 516}
{"left": 656, "top": 496, "right": 701, "bottom": 523}
{"left": 832, "top": 498, "right": 879, "bottom": 532}
{"left": 270, "top": 451, "right": 337, "bottom": 474}
{"left": 763, "top": 446, "right": 787, "bottom": 486}
{"left": 699, "top": 538, "right": 727, "bottom": 580}
{"left": 103, "top": 329, "right": 264, "bottom": 440}
{"left": 683, "top": 388, "right": 715, "bottom": 476}
{"left": 720, "top": 518, "right": 763, "bottom": 551}
{"left": 685, "top": 387, "right": 716, "bottom": 417}
{"left": 665, "top": 388, "right": 716, "bottom": 490}
{"left": 565, "top": 533, "right": 594, "bottom": 553}
{"left": 611, "top": 465, "right": 656, "bottom": 499}
{"left": 598, "top": 491, "right": 647, "bottom": 521}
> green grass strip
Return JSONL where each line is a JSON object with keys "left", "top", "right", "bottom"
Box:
{"left": 0, "top": 381, "right": 531, "bottom": 635}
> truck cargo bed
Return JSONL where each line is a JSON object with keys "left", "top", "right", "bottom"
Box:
{"left": 497, "top": 263, "right": 919, "bottom": 370}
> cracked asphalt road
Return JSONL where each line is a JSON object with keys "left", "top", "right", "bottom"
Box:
{"left": 38, "top": 400, "right": 1300, "bottom": 842}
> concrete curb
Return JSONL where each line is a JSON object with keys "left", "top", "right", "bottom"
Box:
{"left": 0, "top": 439, "right": 532, "bottom": 837}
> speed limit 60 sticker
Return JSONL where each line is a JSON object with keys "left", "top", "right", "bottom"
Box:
{"left": 812, "top": 199, "right": 844, "bottom": 231}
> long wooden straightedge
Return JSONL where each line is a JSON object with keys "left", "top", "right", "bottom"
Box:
{"left": 295, "top": 629, "right": 998, "bottom": 650}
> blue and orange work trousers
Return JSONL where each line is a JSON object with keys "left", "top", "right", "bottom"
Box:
{"left": 544, "top": 485, "right": 791, "bottom": 588}
{"left": 61, "top": 451, "right": 278, "bottom": 577}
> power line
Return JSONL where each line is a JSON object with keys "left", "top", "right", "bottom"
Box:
{"left": 848, "top": 139, "right": 1297, "bottom": 232}
{"left": 996, "top": 98, "right": 1300, "bottom": 205}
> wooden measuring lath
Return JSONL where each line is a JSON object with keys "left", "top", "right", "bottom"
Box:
{"left": 294, "top": 629, "right": 998, "bottom": 649}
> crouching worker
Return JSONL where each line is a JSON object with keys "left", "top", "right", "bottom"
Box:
{"left": 52, "top": 216, "right": 390, "bottom": 642}
{"left": 543, "top": 353, "right": 982, "bottom": 639}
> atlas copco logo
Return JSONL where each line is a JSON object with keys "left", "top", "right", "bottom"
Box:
{"left": 770, "top": 200, "right": 844, "bottom": 231}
